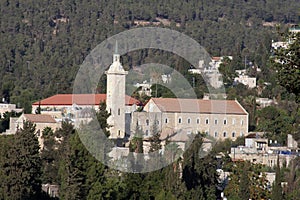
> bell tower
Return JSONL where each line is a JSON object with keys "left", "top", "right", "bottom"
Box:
{"left": 105, "top": 42, "right": 128, "bottom": 139}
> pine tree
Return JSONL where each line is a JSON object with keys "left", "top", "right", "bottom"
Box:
{"left": 149, "top": 117, "right": 162, "bottom": 153}
{"left": 182, "top": 133, "right": 218, "bottom": 199}
{"left": 272, "top": 156, "right": 284, "bottom": 200}
{"left": 2, "top": 121, "right": 42, "bottom": 200}
{"left": 239, "top": 163, "right": 250, "bottom": 200}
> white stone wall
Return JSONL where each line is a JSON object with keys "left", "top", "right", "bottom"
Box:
{"left": 131, "top": 111, "right": 248, "bottom": 141}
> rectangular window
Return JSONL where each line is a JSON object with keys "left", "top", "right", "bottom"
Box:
{"left": 214, "top": 119, "right": 218, "bottom": 125}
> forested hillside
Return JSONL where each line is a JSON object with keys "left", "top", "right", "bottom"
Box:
{"left": 0, "top": 0, "right": 299, "bottom": 111}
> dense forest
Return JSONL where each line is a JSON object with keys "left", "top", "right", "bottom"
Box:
{"left": 0, "top": 0, "right": 300, "bottom": 199}
{"left": 0, "top": 0, "right": 299, "bottom": 111}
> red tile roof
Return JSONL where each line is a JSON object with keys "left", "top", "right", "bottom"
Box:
{"left": 32, "top": 94, "right": 140, "bottom": 106}
{"left": 23, "top": 114, "right": 56, "bottom": 123}
{"left": 212, "top": 57, "right": 221, "bottom": 61}
{"left": 150, "top": 98, "right": 247, "bottom": 115}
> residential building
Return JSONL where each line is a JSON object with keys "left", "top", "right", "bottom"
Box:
{"left": 234, "top": 75, "right": 256, "bottom": 88}
{"left": 230, "top": 133, "right": 299, "bottom": 168}
{"left": 0, "top": 103, "right": 22, "bottom": 117}
{"left": 5, "top": 114, "right": 61, "bottom": 149}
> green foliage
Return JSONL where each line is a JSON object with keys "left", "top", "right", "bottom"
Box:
{"left": 182, "top": 134, "right": 218, "bottom": 199}
{"left": 149, "top": 118, "right": 162, "bottom": 153}
{"left": 271, "top": 32, "right": 300, "bottom": 102}
{"left": 257, "top": 106, "right": 294, "bottom": 144}
{"left": 1, "top": 121, "right": 42, "bottom": 200}
{"left": 0, "top": 111, "right": 22, "bottom": 133}
{"left": 94, "top": 101, "right": 110, "bottom": 137}
{"left": 0, "top": 0, "right": 298, "bottom": 106}
{"left": 271, "top": 157, "right": 284, "bottom": 200}
{"left": 224, "top": 161, "right": 271, "bottom": 200}
{"left": 129, "top": 121, "right": 144, "bottom": 153}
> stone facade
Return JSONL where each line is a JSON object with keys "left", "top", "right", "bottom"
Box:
{"left": 131, "top": 98, "right": 248, "bottom": 141}
{"left": 105, "top": 50, "right": 128, "bottom": 139}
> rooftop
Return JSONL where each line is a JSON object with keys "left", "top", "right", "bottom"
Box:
{"left": 150, "top": 98, "right": 247, "bottom": 115}
{"left": 33, "top": 94, "right": 140, "bottom": 106}
{"left": 23, "top": 114, "right": 57, "bottom": 123}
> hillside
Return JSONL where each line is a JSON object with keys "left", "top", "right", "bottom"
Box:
{"left": 0, "top": 0, "right": 299, "bottom": 111}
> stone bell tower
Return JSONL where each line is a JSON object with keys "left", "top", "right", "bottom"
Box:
{"left": 105, "top": 42, "right": 128, "bottom": 139}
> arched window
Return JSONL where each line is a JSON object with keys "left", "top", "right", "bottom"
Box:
{"left": 223, "top": 119, "right": 227, "bottom": 125}
{"left": 165, "top": 118, "right": 168, "bottom": 123}
{"left": 178, "top": 117, "right": 182, "bottom": 124}
{"left": 196, "top": 118, "right": 200, "bottom": 124}
{"left": 187, "top": 118, "right": 191, "bottom": 124}
{"left": 214, "top": 132, "right": 218, "bottom": 137}
{"left": 146, "top": 119, "right": 149, "bottom": 126}
{"left": 118, "top": 108, "right": 120, "bottom": 115}
{"left": 205, "top": 118, "right": 209, "bottom": 124}
{"left": 232, "top": 132, "right": 236, "bottom": 138}
{"left": 223, "top": 132, "right": 227, "bottom": 137}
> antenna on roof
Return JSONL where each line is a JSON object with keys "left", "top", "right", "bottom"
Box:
{"left": 115, "top": 40, "right": 118, "bottom": 54}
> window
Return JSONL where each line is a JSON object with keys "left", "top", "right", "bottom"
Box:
{"left": 156, "top": 120, "right": 159, "bottom": 125}
{"left": 232, "top": 119, "right": 236, "bottom": 125}
{"left": 36, "top": 130, "right": 40, "bottom": 137}
{"left": 214, "top": 132, "right": 218, "bottom": 137}
{"left": 196, "top": 118, "right": 200, "bottom": 124}
{"left": 145, "top": 130, "right": 149, "bottom": 136}
{"left": 205, "top": 118, "right": 209, "bottom": 124}
{"left": 165, "top": 118, "right": 168, "bottom": 123}
{"left": 241, "top": 120, "right": 244, "bottom": 125}
{"left": 109, "top": 108, "right": 112, "bottom": 114}
{"left": 205, "top": 131, "right": 209, "bottom": 136}
{"left": 146, "top": 119, "right": 149, "bottom": 126}
{"left": 118, "top": 108, "right": 120, "bottom": 115}
{"left": 178, "top": 117, "right": 182, "bottom": 124}
{"left": 232, "top": 132, "right": 236, "bottom": 138}
{"left": 223, "top": 119, "right": 227, "bottom": 125}
{"left": 223, "top": 132, "right": 227, "bottom": 137}
{"left": 118, "top": 130, "right": 121, "bottom": 136}
{"left": 187, "top": 118, "right": 191, "bottom": 124}
{"left": 214, "top": 119, "right": 218, "bottom": 125}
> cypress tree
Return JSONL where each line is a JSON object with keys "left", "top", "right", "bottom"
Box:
{"left": 272, "top": 156, "right": 284, "bottom": 200}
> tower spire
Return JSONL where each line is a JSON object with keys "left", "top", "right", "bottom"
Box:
{"left": 113, "top": 40, "right": 120, "bottom": 62}
{"left": 115, "top": 40, "right": 118, "bottom": 54}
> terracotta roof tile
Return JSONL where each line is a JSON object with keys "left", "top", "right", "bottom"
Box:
{"left": 33, "top": 94, "right": 140, "bottom": 106}
{"left": 23, "top": 114, "right": 57, "bottom": 123}
{"left": 151, "top": 98, "right": 247, "bottom": 115}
